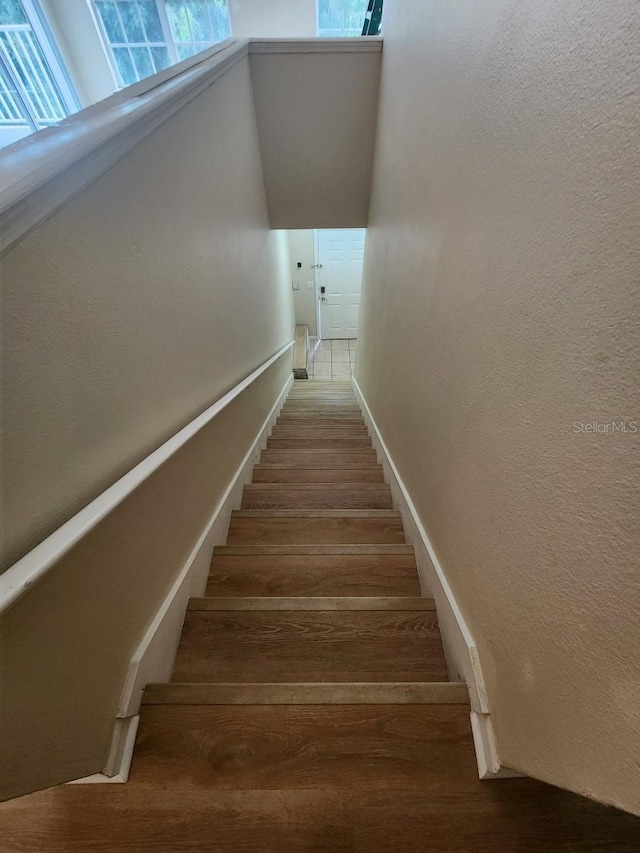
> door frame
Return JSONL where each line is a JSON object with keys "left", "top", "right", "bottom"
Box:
{"left": 314, "top": 228, "right": 366, "bottom": 341}
{"left": 314, "top": 229, "right": 323, "bottom": 341}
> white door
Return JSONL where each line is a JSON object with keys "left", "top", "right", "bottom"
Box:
{"left": 317, "top": 229, "right": 366, "bottom": 339}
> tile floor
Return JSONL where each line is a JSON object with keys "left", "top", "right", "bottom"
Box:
{"left": 307, "top": 338, "right": 357, "bottom": 380}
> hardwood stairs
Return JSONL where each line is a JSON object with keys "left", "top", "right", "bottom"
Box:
{"left": 1, "top": 379, "right": 639, "bottom": 851}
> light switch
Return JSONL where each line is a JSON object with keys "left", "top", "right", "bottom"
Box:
{"left": 306, "top": 280, "right": 314, "bottom": 289}
{"left": 292, "top": 281, "right": 300, "bottom": 291}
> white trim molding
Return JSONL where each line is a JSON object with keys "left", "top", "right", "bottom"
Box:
{"left": 71, "top": 369, "right": 294, "bottom": 783}
{"left": 248, "top": 37, "right": 383, "bottom": 55}
{"left": 0, "top": 341, "right": 294, "bottom": 617}
{"left": 352, "top": 376, "right": 522, "bottom": 781}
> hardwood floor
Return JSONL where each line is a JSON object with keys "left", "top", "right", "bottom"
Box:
{"left": 1, "top": 379, "right": 639, "bottom": 851}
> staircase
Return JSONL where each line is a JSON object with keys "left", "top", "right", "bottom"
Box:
{"left": 146, "top": 379, "right": 462, "bottom": 700}
{"left": 1, "top": 380, "right": 639, "bottom": 850}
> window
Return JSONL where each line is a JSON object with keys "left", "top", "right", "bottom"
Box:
{"left": 316, "top": 0, "right": 370, "bottom": 38}
{"left": 0, "top": 0, "right": 79, "bottom": 146}
{"left": 93, "top": 1, "right": 170, "bottom": 86}
{"left": 166, "top": 0, "right": 231, "bottom": 61}
{"left": 94, "top": 0, "right": 231, "bottom": 87}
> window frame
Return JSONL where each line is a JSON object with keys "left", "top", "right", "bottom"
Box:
{"left": 91, "top": 1, "right": 179, "bottom": 89}
{"left": 92, "top": 0, "right": 232, "bottom": 89}
{"left": 0, "top": 0, "right": 79, "bottom": 134}
{"left": 316, "top": 0, "right": 370, "bottom": 39}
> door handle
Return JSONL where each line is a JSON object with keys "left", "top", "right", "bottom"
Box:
{"left": 312, "top": 263, "right": 323, "bottom": 269}
{"left": 320, "top": 296, "right": 328, "bottom": 302}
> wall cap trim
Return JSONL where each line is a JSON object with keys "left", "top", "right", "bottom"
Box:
{"left": 248, "top": 37, "right": 383, "bottom": 54}
{"left": 0, "top": 342, "right": 294, "bottom": 616}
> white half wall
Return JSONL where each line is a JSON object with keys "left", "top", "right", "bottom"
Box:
{"left": 249, "top": 40, "right": 382, "bottom": 229}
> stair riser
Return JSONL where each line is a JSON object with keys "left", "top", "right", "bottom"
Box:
{"left": 241, "top": 489, "right": 392, "bottom": 510}
{"left": 282, "top": 404, "right": 360, "bottom": 411}
{"left": 275, "top": 418, "right": 366, "bottom": 428}
{"left": 133, "top": 705, "right": 474, "bottom": 790}
{"left": 271, "top": 428, "right": 369, "bottom": 439}
{"left": 208, "top": 558, "right": 417, "bottom": 596}
{"left": 288, "top": 392, "right": 356, "bottom": 397}
{"left": 172, "top": 611, "right": 447, "bottom": 683}
{"left": 252, "top": 469, "right": 384, "bottom": 484}
{"left": 261, "top": 451, "right": 378, "bottom": 465}
{"left": 226, "top": 517, "right": 405, "bottom": 545}
{"left": 206, "top": 554, "right": 420, "bottom": 598}
{"left": 283, "top": 403, "right": 359, "bottom": 408}
{"left": 268, "top": 438, "right": 372, "bottom": 450}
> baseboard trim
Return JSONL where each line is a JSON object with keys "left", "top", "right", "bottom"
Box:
{"left": 67, "top": 716, "right": 139, "bottom": 785}
{"left": 352, "top": 376, "right": 521, "bottom": 780}
{"left": 70, "top": 372, "right": 294, "bottom": 784}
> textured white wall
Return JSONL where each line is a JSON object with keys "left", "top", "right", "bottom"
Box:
{"left": 250, "top": 49, "right": 381, "bottom": 228}
{"left": 1, "top": 57, "right": 295, "bottom": 572}
{"left": 229, "top": 0, "right": 316, "bottom": 38}
{"left": 288, "top": 230, "right": 317, "bottom": 336}
{"left": 356, "top": 0, "right": 640, "bottom": 815}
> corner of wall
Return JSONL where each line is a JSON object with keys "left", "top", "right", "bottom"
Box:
{"left": 351, "top": 376, "right": 522, "bottom": 781}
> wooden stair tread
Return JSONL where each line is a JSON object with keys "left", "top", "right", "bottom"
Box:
{"left": 171, "top": 611, "right": 447, "bottom": 683}
{"left": 232, "top": 510, "right": 399, "bottom": 517}
{"left": 143, "top": 681, "right": 469, "bottom": 705}
{"left": 213, "top": 545, "right": 414, "bottom": 554}
{"left": 187, "top": 596, "right": 435, "bottom": 610}
{"left": 131, "top": 705, "right": 477, "bottom": 790}
{"left": 4, "top": 769, "right": 639, "bottom": 852}
{"left": 206, "top": 553, "right": 421, "bottom": 597}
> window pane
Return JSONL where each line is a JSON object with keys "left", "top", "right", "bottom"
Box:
{"left": 138, "top": 0, "right": 163, "bottom": 42}
{"left": 1, "top": 29, "right": 66, "bottom": 122}
{"left": 186, "top": 1, "right": 210, "bottom": 42}
{"left": 176, "top": 43, "right": 198, "bottom": 60}
{"left": 113, "top": 46, "right": 136, "bottom": 83}
{"left": 95, "top": 1, "right": 124, "bottom": 43}
{"left": 0, "top": 0, "right": 76, "bottom": 146}
{"left": 150, "top": 45, "right": 170, "bottom": 70}
{"left": 166, "top": 0, "right": 191, "bottom": 42}
{"left": 0, "top": 59, "right": 25, "bottom": 121}
{"left": 208, "top": 0, "right": 230, "bottom": 40}
{"left": 130, "top": 44, "right": 153, "bottom": 78}
{"left": 0, "top": 0, "right": 27, "bottom": 25}
{"left": 318, "top": 0, "right": 342, "bottom": 30}
{"left": 344, "top": 0, "right": 368, "bottom": 29}
{"left": 118, "top": 0, "right": 145, "bottom": 42}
